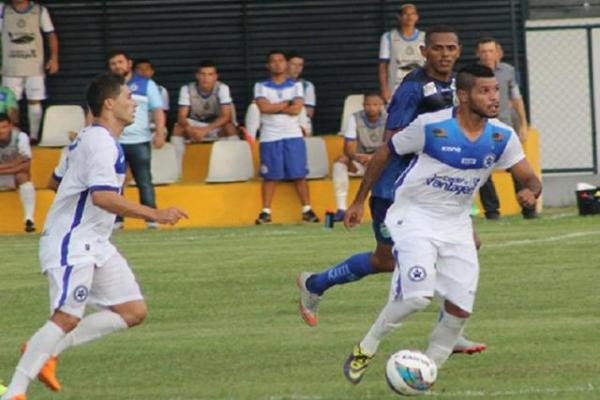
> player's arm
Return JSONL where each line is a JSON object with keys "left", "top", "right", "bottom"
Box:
{"left": 509, "top": 159, "right": 541, "bottom": 208}
{"left": 206, "top": 103, "right": 233, "bottom": 130}
{"left": 0, "top": 156, "right": 29, "bottom": 174}
{"left": 177, "top": 105, "right": 190, "bottom": 127}
{"left": 378, "top": 33, "right": 391, "bottom": 101}
{"left": 148, "top": 81, "right": 166, "bottom": 148}
{"left": 48, "top": 174, "right": 60, "bottom": 191}
{"left": 512, "top": 96, "right": 529, "bottom": 142}
{"left": 255, "top": 97, "right": 287, "bottom": 114}
{"left": 281, "top": 97, "right": 304, "bottom": 115}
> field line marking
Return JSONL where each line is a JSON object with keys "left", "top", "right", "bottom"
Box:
{"left": 484, "top": 231, "right": 600, "bottom": 249}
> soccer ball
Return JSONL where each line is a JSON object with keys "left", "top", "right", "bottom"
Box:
{"left": 385, "top": 350, "right": 437, "bottom": 396}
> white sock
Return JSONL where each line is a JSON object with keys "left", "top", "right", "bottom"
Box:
{"left": 425, "top": 312, "right": 467, "bottom": 368}
{"left": 332, "top": 162, "right": 349, "bottom": 211}
{"left": 18, "top": 181, "right": 35, "bottom": 221}
{"left": 360, "top": 297, "right": 430, "bottom": 356}
{"left": 28, "top": 103, "right": 43, "bottom": 141}
{"left": 262, "top": 208, "right": 271, "bottom": 214}
{"left": 245, "top": 103, "right": 261, "bottom": 138}
{"left": 170, "top": 136, "right": 185, "bottom": 179}
{"left": 4, "top": 321, "right": 65, "bottom": 398}
{"left": 302, "top": 205, "right": 312, "bottom": 213}
{"left": 52, "top": 310, "right": 128, "bottom": 357}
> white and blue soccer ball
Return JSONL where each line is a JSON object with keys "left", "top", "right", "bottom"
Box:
{"left": 385, "top": 349, "right": 437, "bottom": 396}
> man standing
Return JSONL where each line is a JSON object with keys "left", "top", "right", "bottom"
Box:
{"left": 254, "top": 50, "right": 319, "bottom": 224}
{"left": 378, "top": 3, "right": 425, "bottom": 102}
{"left": 342, "top": 64, "right": 541, "bottom": 384}
{"left": 476, "top": 37, "right": 536, "bottom": 219}
{"left": 0, "top": 0, "right": 59, "bottom": 143}
{"left": 107, "top": 50, "right": 166, "bottom": 229}
{"left": 287, "top": 51, "right": 316, "bottom": 135}
{"left": 1, "top": 72, "right": 187, "bottom": 400}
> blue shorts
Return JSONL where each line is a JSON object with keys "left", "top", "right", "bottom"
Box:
{"left": 259, "top": 138, "right": 308, "bottom": 180}
{"left": 370, "top": 196, "right": 394, "bottom": 246}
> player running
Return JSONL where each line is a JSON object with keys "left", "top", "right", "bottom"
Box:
{"left": 342, "top": 63, "right": 541, "bottom": 383}
{"left": 1, "top": 72, "right": 188, "bottom": 400}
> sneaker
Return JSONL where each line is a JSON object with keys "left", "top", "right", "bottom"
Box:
{"left": 296, "top": 272, "right": 321, "bottom": 326}
{"left": 333, "top": 209, "right": 345, "bottom": 222}
{"left": 302, "top": 209, "right": 320, "bottom": 223}
{"left": 484, "top": 211, "right": 500, "bottom": 220}
{"left": 113, "top": 221, "right": 124, "bottom": 231}
{"left": 146, "top": 221, "right": 159, "bottom": 229}
{"left": 20, "top": 343, "right": 61, "bottom": 391}
{"left": 24, "top": 219, "right": 36, "bottom": 233}
{"left": 452, "top": 336, "right": 487, "bottom": 355}
{"left": 255, "top": 211, "right": 272, "bottom": 225}
{"left": 343, "top": 345, "right": 374, "bottom": 385}
{"left": 7, "top": 395, "right": 26, "bottom": 400}
{"left": 0, "top": 383, "right": 6, "bottom": 396}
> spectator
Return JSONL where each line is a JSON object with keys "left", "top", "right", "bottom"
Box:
{"left": 476, "top": 36, "right": 536, "bottom": 219}
{"left": 0, "top": 85, "right": 19, "bottom": 124}
{"left": 170, "top": 61, "right": 239, "bottom": 178}
{"left": 0, "top": 0, "right": 59, "bottom": 143}
{"left": 134, "top": 58, "right": 170, "bottom": 126}
{"left": 0, "top": 113, "right": 35, "bottom": 232}
{"left": 254, "top": 50, "right": 319, "bottom": 224}
{"left": 378, "top": 3, "right": 425, "bottom": 102}
{"left": 107, "top": 50, "right": 166, "bottom": 229}
{"left": 332, "top": 92, "right": 386, "bottom": 221}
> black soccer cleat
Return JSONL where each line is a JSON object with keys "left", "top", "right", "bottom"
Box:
{"left": 24, "top": 219, "right": 36, "bottom": 233}
{"left": 302, "top": 209, "right": 320, "bottom": 223}
{"left": 255, "top": 211, "right": 272, "bottom": 225}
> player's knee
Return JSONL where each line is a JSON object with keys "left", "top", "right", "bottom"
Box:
{"left": 50, "top": 310, "right": 81, "bottom": 333}
{"left": 172, "top": 123, "right": 185, "bottom": 137}
{"left": 444, "top": 300, "right": 471, "bottom": 319}
{"left": 122, "top": 302, "right": 148, "bottom": 327}
{"left": 222, "top": 123, "right": 237, "bottom": 136}
{"left": 404, "top": 296, "right": 431, "bottom": 312}
{"left": 15, "top": 172, "right": 31, "bottom": 185}
{"left": 370, "top": 251, "right": 395, "bottom": 272}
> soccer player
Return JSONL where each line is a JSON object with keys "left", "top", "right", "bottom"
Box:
{"left": 1, "top": 72, "right": 188, "bottom": 400}
{"left": 342, "top": 63, "right": 541, "bottom": 383}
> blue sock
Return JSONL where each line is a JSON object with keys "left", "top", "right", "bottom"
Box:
{"left": 306, "top": 252, "right": 376, "bottom": 296}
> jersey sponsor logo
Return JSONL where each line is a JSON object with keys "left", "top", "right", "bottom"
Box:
{"left": 432, "top": 128, "right": 447, "bottom": 138}
{"left": 425, "top": 174, "right": 481, "bottom": 195}
{"left": 73, "top": 285, "right": 89, "bottom": 303}
{"left": 483, "top": 153, "right": 496, "bottom": 168}
{"left": 408, "top": 265, "right": 427, "bottom": 282}
{"left": 493, "top": 132, "right": 504, "bottom": 141}
{"left": 441, "top": 145, "right": 461, "bottom": 153}
{"left": 461, "top": 157, "right": 477, "bottom": 165}
{"left": 423, "top": 82, "right": 437, "bottom": 97}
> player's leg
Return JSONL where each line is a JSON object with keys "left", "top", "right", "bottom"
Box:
{"left": 256, "top": 140, "right": 282, "bottom": 224}
{"left": 25, "top": 77, "right": 47, "bottom": 143}
{"left": 170, "top": 122, "right": 187, "bottom": 179}
{"left": 284, "top": 138, "right": 318, "bottom": 222}
{"left": 15, "top": 171, "right": 36, "bottom": 232}
{"left": 332, "top": 156, "right": 351, "bottom": 220}
{"left": 479, "top": 177, "right": 500, "bottom": 219}
{"left": 3, "top": 265, "right": 94, "bottom": 398}
{"left": 219, "top": 122, "right": 240, "bottom": 139}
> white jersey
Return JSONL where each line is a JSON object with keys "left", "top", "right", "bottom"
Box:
{"left": 39, "top": 125, "right": 126, "bottom": 272}
{"left": 254, "top": 79, "right": 304, "bottom": 142}
{"left": 385, "top": 108, "right": 525, "bottom": 243}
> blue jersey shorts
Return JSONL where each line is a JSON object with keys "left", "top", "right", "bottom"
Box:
{"left": 259, "top": 138, "right": 308, "bottom": 180}
{"left": 370, "top": 196, "right": 394, "bottom": 246}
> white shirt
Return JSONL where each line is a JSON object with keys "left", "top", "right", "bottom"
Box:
{"left": 0, "top": 3, "right": 54, "bottom": 32}
{"left": 385, "top": 108, "right": 525, "bottom": 243}
{"left": 40, "top": 125, "right": 126, "bottom": 272}
{"left": 159, "top": 85, "right": 169, "bottom": 111}
{"left": 302, "top": 80, "right": 316, "bottom": 108}
{"left": 254, "top": 79, "right": 304, "bottom": 142}
{"left": 178, "top": 83, "right": 232, "bottom": 106}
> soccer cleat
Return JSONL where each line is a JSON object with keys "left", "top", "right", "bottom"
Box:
{"left": 452, "top": 336, "right": 487, "bottom": 355}
{"left": 24, "top": 219, "right": 36, "bottom": 233}
{"left": 0, "top": 383, "right": 6, "bottom": 395}
{"left": 333, "top": 209, "right": 346, "bottom": 222}
{"left": 255, "top": 211, "right": 272, "bottom": 225}
{"left": 6, "top": 395, "right": 26, "bottom": 400}
{"left": 146, "top": 221, "right": 159, "bottom": 230}
{"left": 343, "top": 345, "right": 374, "bottom": 385}
{"left": 302, "top": 209, "right": 320, "bottom": 223}
{"left": 113, "top": 221, "right": 125, "bottom": 231}
{"left": 296, "top": 272, "right": 321, "bottom": 326}
{"left": 20, "top": 343, "right": 61, "bottom": 392}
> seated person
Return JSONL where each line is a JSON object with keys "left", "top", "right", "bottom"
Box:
{"left": 0, "top": 113, "right": 36, "bottom": 232}
{"left": 170, "top": 60, "right": 239, "bottom": 178}
{"left": 332, "top": 92, "right": 386, "bottom": 221}
{"left": 0, "top": 85, "right": 19, "bottom": 125}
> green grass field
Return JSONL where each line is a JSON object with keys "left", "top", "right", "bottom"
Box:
{"left": 1, "top": 207, "right": 599, "bottom": 399}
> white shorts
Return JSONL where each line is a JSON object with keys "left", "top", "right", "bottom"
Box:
{"left": 389, "top": 234, "right": 479, "bottom": 313}
{"left": 47, "top": 252, "right": 144, "bottom": 318}
{"left": 187, "top": 118, "right": 222, "bottom": 142}
{"left": 3, "top": 75, "right": 46, "bottom": 101}
{"left": 0, "top": 174, "right": 16, "bottom": 189}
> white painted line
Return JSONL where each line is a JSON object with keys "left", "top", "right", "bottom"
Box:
{"left": 484, "top": 231, "right": 600, "bottom": 249}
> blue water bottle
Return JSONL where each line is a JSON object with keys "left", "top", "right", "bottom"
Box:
{"left": 324, "top": 210, "right": 335, "bottom": 229}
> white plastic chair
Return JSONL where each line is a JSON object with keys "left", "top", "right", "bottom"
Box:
{"left": 339, "top": 94, "right": 364, "bottom": 135}
{"left": 205, "top": 141, "right": 254, "bottom": 183}
{"left": 39, "top": 105, "right": 86, "bottom": 147}
{"left": 305, "top": 137, "right": 329, "bottom": 179}
{"left": 150, "top": 142, "right": 178, "bottom": 185}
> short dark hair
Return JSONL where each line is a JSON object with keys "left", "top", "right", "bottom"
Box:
{"left": 266, "top": 50, "right": 286, "bottom": 62}
{"left": 476, "top": 36, "right": 499, "bottom": 48}
{"left": 286, "top": 51, "right": 304, "bottom": 61}
{"left": 133, "top": 58, "right": 153, "bottom": 69}
{"left": 364, "top": 92, "right": 384, "bottom": 102}
{"left": 86, "top": 72, "right": 125, "bottom": 117}
{"left": 198, "top": 60, "right": 218, "bottom": 71}
{"left": 0, "top": 113, "right": 11, "bottom": 124}
{"left": 425, "top": 25, "right": 459, "bottom": 46}
{"left": 456, "top": 64, "right": 495, "bottom": 91}
{"left": 397, "top": 3, "right": 417, "bottom": 15}
{"left": 106, "top": 49, "right": 132, "bottom": 64}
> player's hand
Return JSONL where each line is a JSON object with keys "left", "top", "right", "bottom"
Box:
{"left": 344, "top": 202, "right": 364, "bottom": 229}
{"left": 190, "top": 127, "right": 211, "bottom": 141}
{"left": 517, "top": 189, "right": 537, "bottom": 208}
{"left": 46, "top": 58, "right": 59, "bottom": 75}
{"left": 354, "top": 154, "right": 372, "bottom": 166}
{"left": 152, "top": 132, "right": 166, "bottom": 149}
{"left": 473, "top": 230, "right": 481, "bottom": 251}
{"left": 381, "top": 87, "right": 391, "bottom": 103}
{"left": 154, "top": 207, "right": 189, "bottom": 225}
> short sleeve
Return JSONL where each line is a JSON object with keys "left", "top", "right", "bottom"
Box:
{"left": 160, "top": 86, "right": 170, "bottom": 110}
{"left": 146, "top": 80, "right": 163, "bottom": 110}
{"left": 17, "top": 131, "right": 31, "bottom": 159}
{"left": 388, "top": 115, "right": 426, "bottom": 156}
{"left": 40, "top": 6, "right": 55, "bottom": 33}
{"left": 344, "top": 114, "right": 358, "bottom": 140}
{"left": 218, "top": 84, "right": 232, "bottom": 105}
{"left": 293, "top": 81, "right": 304, "bottom": 100}
{"left": 385, "top": 81, "right": 422, "bottom": 130}
{"left": 379, "top": 32, "right": 390, "bottom": 62}
{"left": 53, "top": 148, "right": 68, "bottom": 181}
{"left": 495, "top": 132, "right": 525, "bottom": 170}
{"left": 86, "top": 138, "right": 120, "bottom": 192}
{"left": 304, "top": 82, "right": 316, "bottom": 107}
{"left": 510, "top": 82, "right": 522, "bottom": 100}
{"left": 254, "top": 82, "right": 265, "bottom": 100}
{"left": 178, "top": 85, "right": 190, "bottom": 106}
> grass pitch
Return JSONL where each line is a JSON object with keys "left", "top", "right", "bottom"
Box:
{"left": 1, "top": 207, "right": 599, "bottom": 399}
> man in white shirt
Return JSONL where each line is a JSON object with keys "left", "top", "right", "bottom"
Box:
{"left": 1, "top": 72, "right": 187, "bottom": 400}
{"left": 341, "top": 64, "right": 541, "bottom": 384}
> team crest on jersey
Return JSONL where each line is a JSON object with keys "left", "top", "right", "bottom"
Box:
{"left": 408, "top": 266, "right": 427, "bottom": 282}
{"left": 129, "top": 83, "right": 138, "bottom": 92}
{"left": 260, "top": 164, "right": 269, "bottom": 175}
{"left": 492, "top": 132, "right": 504, "bottom": 141}
{"left": 73, "top": 285, "right": 89, "bottom": 303}
{"left": 432, "top": 128, "right": 447, "bottom": 138}
{"left": 483, "top": 153, "right": 496, "bottom": 168}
